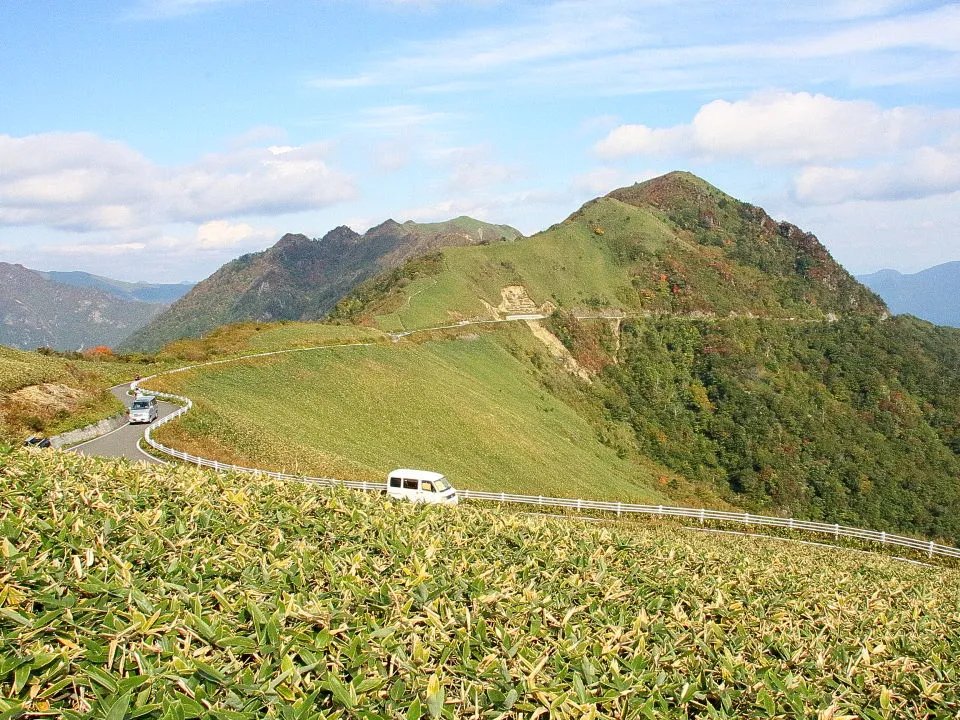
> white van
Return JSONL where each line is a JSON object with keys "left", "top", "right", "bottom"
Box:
{"left": 129, "top": 395, "right": 159, "bottom": 424}
{"left": 386, "top": 469, "right": 458, "bottom": 505}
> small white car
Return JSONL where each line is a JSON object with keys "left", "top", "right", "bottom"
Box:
{"left": 129, "top": 395, "right": 159, "bottom": 424}
{"left": 386, "top": 469, "right": 458, "bottom": 505}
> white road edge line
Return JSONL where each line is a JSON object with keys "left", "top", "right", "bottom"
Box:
{"left": 69, "top": 419, "right": 132, "bottom": 449}
{"left": 137, "top": 437, "right": 169, "bottom": 465}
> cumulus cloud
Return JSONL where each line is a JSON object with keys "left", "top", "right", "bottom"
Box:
{"left": 594, "top": 91, "right": 960, "bottom": 204}
{"left": 0, "top": 132, "right": 355, "bottom": 232}
{"left": 595, "top": 92, "right": 948, "bottom": 163}
{"left": 795, "top": 148, "right": 960, "bottom": 204}
{"left": 194, "top": 220, "right": 275, "bottom": 250}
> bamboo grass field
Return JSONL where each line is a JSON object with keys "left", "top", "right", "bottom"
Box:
{"left": 2, "top": 447, "right": 959, "bottom": 718}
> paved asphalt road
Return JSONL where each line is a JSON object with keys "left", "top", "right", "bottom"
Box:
{"left": 70, "top": 385, "right": 179, "bottom": 465}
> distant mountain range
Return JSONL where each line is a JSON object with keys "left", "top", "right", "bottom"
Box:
{"left": 0, "top": 263, "right": 182, "bottom": 351}
{"left": 121, "top": 217, "right": 522, "bottom": 352}
{"left": 857, "top": 262, "right": 960, "bottom": 327}
{"left": 39, "top": 271, "right": 194, "bottom": 304}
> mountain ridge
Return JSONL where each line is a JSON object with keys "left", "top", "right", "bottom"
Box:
{"left": 857, "top": 261, "right": 960, "bottom": 327}
{"left": 121, "top": 217, "right": 522, "bottom": 352}
{"left": 331, "top": 171, "right": 886, "bottom": 330}
{"left": 0, "top": 263, "right": 169, "bottom": 351}
{"left": 39, "top": 270, "right": 194, "bottom": 304}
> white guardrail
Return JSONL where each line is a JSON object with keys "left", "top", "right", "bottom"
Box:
{"left": 130, "top": 327, "right": 960, "bottom": 563}
{"left": 138, "top": 390, "right": 960, "bottom": 561}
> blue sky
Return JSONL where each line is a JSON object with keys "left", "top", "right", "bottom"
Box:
{"left": 1, "top": 0, "right": 958, "bottom": 282}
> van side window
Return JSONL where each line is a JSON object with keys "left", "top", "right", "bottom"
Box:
{"left": 422, "top": 482, "right": 433, "bottom": 492}
{"left": 390, "top": 477, "right": 401, "bottom": 488}
{"left": 403, "top": 478, "right": 418, "bottom": 490}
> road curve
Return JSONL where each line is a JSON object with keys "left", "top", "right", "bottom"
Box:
{"left": 70, "top": 384, "right": 179, "bottom": 465}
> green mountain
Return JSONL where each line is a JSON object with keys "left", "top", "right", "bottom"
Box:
{"left": 39, "top": 270, "right": 194, "bottom": 304}
{"left": 858, "top": 261, "right": 960, "bottom": 327}
{"left": 0, "top": 262, "right": 167, "bottom": 351}
{"left": 332, "top": 172, "right": 885, "bottom": 330}
{"left": 306, "top": 172, "right": 958, "bottom": 542}
{"left": 121, "top": 217, "right": 521, "bottom": 352}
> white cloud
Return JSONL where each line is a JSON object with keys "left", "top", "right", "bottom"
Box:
{"left": 594, "top": 91, "right": 960, "bottom": 205}
{"left": 125, "top": 0, "right": 258, "bottom": 20}
{"left": 0, "top": 132, "right": 355, "bottom": 232}
{"left": 47, "top": 242, "right": 148, "bottom": 256}
{"left": 775, "top": 191, "right": 960, "bottom": 274}
{"left": 572, "top": 167, "right": 631, "bottom": 195}
{"left": 354, "top": 105, "right": 454, "bottom": 130}
{"left": 304, "top": 2, "right": 960, "bottom": 96}
{"left": 595, "top": 92, "right": 950, "bottom": 164}
{"left": 795, "top": 148, "right": 960, "bottom": 203}
{"left": 195, "top": 220, "right": 275, "bottom": 250}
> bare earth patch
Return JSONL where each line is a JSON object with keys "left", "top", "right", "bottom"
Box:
{"left": 8, "top": 383, "right": 87, "bottom": 413}
{"left": 525, "top": 320, "right": 591, "bottom": 381}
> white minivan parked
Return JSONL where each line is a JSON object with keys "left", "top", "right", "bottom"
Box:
{"left": 386, "top": 469, "right": 458, "bottom": 505}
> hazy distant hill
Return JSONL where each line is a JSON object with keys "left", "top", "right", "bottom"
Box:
{"left": 40, "top": 271, "right": 194, "bottom": 304}
{"left": 332, "top": 171, "right": 886, "bottom": 329}
{"left": 857, "top": 262, "right": 960, "bottom": 327}
{"left": 121, "top": 217, "right": 521, "bottom": 352}
{"left": 0, "top": 263, "right": 167, "bottom": 350}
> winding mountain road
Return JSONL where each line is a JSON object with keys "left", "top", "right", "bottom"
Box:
{"left": 70, "top": 385, "right": 179, "bottom": 464}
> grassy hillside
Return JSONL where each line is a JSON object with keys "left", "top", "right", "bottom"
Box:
{"left": 2, "top": 447, "right": 958, "bottom": 718}
{"left": 147, "top": 325, "right": 690, "bottom": 504}
{"left": 155, "top": 321, "right": 390, "bottom": 363}
{"left": 331, "top": 173, "right": 884, "bottom": 332}
{"left": 0, "top": 345, "right": 168, "bottom": 442}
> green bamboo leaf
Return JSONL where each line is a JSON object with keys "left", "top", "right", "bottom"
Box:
{"left": 406, "top": 698, "right": 423, "bottom": 720}
{"left": 324, "top": 675, "right": 355, "bottom": 710}
{"left": 0, "top": 608, "right": 32, "bottom": 628}
{"left": 104, "top": 692, "right": 132, "bottom": 720}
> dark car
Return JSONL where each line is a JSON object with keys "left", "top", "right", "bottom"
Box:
{"left": 23, "top": 435, "right": 52, "bottom": 448}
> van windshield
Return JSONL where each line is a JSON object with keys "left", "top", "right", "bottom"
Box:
{"left": 132, "top": 400, "right": 151, "bottom": 410}
{"left": 433, "top": 479, "right": 450, "bottom": 492}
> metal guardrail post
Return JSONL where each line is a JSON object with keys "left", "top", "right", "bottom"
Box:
{"left": 657, "top": 505, "right": 663, "bottom": 519}
{"left": 929, "top": 541, "right": 934, "bottom": 559}
{"left": 616, "top": 502, "right": 621, "bottom": 517}
{"left": 834, "top": 524, "right": 839, "bottom": 540}
{"left": 699, "top": 508, "right": 705, "bottom": 525}
{"left": 880, "top": 531, "right": 886, "bottom": 545}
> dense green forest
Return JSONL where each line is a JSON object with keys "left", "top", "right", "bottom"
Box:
{"left": 548, "top": 313, "right": 960, "bottom": 543}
